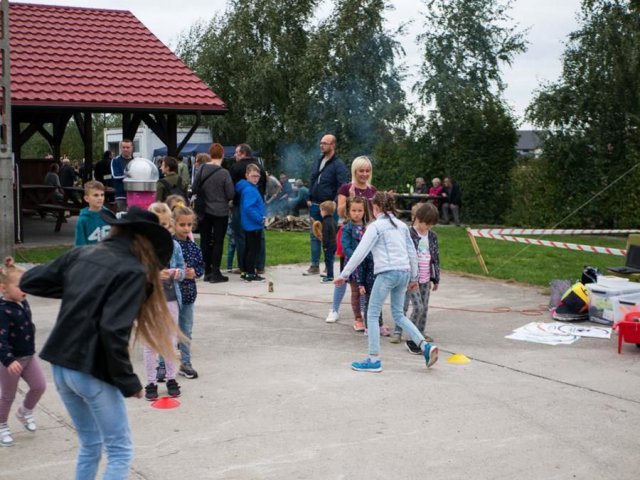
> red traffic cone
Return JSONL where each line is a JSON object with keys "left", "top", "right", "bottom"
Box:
{"left": 151, "top": 396, "right": 181, "bottom": 409}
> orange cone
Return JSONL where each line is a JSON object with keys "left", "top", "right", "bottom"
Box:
{"left": 151, "top": 396, "right": 181, "bottom": 409}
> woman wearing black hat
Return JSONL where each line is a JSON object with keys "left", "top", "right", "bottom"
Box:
{"left": 20, "top": 207, "right": 178, "bottom": 480}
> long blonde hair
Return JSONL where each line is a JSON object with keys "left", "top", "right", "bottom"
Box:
{"left": 112, "top": 227, "right": 182, "bottom": 360}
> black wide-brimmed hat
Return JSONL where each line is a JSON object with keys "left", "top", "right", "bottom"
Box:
{"left": 100, "top": 207, "right": 173, "bottom": 265}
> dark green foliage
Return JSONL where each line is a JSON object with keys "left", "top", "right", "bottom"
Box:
{"left": 523, "top": 0, "right": 640, "bottom": 228}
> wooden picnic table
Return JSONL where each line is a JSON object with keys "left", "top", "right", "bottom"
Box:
{"left": 393, "top": 193, "right": 443, "bottom": 218}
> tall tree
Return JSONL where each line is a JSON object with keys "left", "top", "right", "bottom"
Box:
{"left": 527, "top": 0, "right": 640, "bottom": 227}
{"left": 289, "top": 0, "right": 408, "bottom": 164}
{"left": 175, "top": 0, "right": 318, "bottom": 164}
{"left": 415, "top": 0, "right": 526, "bottom": 223}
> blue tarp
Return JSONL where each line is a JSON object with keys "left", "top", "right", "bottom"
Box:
{"left": 152, "top": 144, "right": 257, "bottom": 159}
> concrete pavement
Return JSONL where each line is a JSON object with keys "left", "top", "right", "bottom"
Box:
{"left": 2, "top": 253, "right": 640, "bottom": 478}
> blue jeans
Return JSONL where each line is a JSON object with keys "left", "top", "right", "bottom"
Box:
{"left": 309, "top": 204, "right": 322, "bottom": 266}
{"left": 52, "top": 365, "right": 133, "bottom": 480}
{"left": 366, "top": 270, "right": 426, "bottom": 356}
{"left": 179, "top": 302, "right": 195, "bottom": 365}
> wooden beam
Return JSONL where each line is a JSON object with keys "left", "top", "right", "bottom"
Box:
{"left": 167, "top": 114, "right": 177, "bottom": 157}
{"left": 83, "top": 112, "right": 92, "bottom": 182}
{"left": 176, "top": 112, "right": 201, "bottom": 154}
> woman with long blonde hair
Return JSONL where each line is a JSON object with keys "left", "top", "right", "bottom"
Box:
{"left": 20, "top": 207, "right": 179, "bottom": 479}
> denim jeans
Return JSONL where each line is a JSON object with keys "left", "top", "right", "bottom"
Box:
{"left": 179, "top": 302, "right": 195, "bottom": 365}
{"left": 366, "top": 270, "right": 426, "bottom": 356}
{"left": 308, "top": 203, "right": 322, "bottom": 267}
{"left": 52, "top": 365, "right": 133, "bottom": 480}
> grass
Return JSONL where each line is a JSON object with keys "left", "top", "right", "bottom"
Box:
{"left": 14, "top": 228, "right": 629, "bottom": 287}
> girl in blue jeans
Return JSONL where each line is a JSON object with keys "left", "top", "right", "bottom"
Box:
{"left": 20, "top": 207, "right": 180, "bottom": 479}
{"left": 334, "top": 192, "right": 439, "bottom": 372}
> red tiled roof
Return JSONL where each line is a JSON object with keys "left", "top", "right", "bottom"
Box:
{"left": 8, "top": 3, "right": 227, "bottom": 113}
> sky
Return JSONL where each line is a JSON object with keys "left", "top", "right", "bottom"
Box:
{"left": 12, "top": 0, "right": 582, "bottom": 129}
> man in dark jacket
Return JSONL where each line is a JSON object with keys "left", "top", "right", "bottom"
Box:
{"left": 94, "top": 150, "right": 113, "bottom": 188}
{"left": 303, "top": 134, "right": 348, "bottom": 275}
{"left": 442, "top": 177, "right": 462, "bottom": 226}
{"left": 229, "top": 144, "right": 267, "bottom": 273}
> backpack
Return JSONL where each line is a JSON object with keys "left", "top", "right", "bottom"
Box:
{"left": 336, "top": 225, "right": 345, "bottom": 257}
{"left": 160, "top": 177, "right": 188, "bottom": 200}
{"left": 192, "top": 167, "right": 219, "bottom": 217}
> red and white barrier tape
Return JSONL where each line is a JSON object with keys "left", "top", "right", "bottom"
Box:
{"left": 467, "top": 230, "right": 626, "bottom": 256}
{"left": 469, "top": 228, "right": 640, "bottom": 236}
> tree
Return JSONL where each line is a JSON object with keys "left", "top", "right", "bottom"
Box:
{"left": 175, "top": 0, "right": 318, "bottom": 165}
{"left": 527, "top": 0, "right": 640, "bottom": 227}
{"left": 289, "top": 0, "right": 408, "bottom": 163}
{"left": 414, "top": 0, "right": 526, "bottom": 223}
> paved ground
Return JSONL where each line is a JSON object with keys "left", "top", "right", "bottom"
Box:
{"left": 4, "top": 216, "right": 640, "bottom": 479}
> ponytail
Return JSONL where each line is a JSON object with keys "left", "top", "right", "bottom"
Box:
{"left": 372, "top": 192, "right": 398, "bottom": 227}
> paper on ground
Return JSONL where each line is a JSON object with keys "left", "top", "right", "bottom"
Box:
{"left": 506, "top": 322, "right": 612, "bottom": 345}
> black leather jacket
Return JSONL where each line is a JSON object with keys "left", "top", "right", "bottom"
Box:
{"left": 20, "top": 237, "right": 150, "bottom": 397}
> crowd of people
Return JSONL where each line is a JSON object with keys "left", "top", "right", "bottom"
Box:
{"left": 2, "top": 133, "right": 447, "bottom": 477}
{"left": 413, "top": 176, "right": 462, "bottom": 226}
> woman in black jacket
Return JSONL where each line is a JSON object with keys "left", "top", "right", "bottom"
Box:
{"left": 20, "top": 207, "right": 178, "bottom": 480}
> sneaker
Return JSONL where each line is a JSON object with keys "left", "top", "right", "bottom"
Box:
{"left": 0, "top": 424, "right": 13, "bottom": 447}
{"left": 253, "top": 274, "right": 266, "bottom": 282}
{"left": 389, "top": 333, "right": 402, "bottom": 344}
{"left": 241, "top": 273, "right": 252, "bottom": 282}
{"left": 166, "top": 379, "right": 181, "bottom": 397}
{"left": 256, "top": 269, "right": 265, "bottom": 275}
{"left": 353, "top": 319, "right": 365, "bottom": 332}
{"left": 302, "top": 265, "right": 320, "bottom": 276}
{"left": 351, "top": 358, "right": 382, "bottom": 373}
{"left": 209, "top": 274, "right": 229, "bottom": 283}
{"left": 320, "top": 276, "right": 334, "bottom": 284}
{"left": 156, "top": 365, "right": 166, "bottom": 383}
{"left": 325, "top": 310, "right": 339, "bottom": 323}
{"left": 380, "top": 325, "right": 391, "bottom": 337}
{"left": 405, "top": 340, "right": 422, "bottom": 355}
{"left": 423, "top": 343, "right": 439, "bottom": 368}
{"left": 16, "top": 408, "right": 37, "bottom": 432}
{"left": 179, "top": 363, "right": 199, "bottom": 379}
{"left": 145, "top": 383, "right": 159, "bottom": 401}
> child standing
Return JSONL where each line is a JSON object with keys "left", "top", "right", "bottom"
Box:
{"left": 145, "top": 202, "right": 185, "bottom": 399}
{"left": 0, "top": 258, "right": 46, "bottom": 447}
{"left": 234, "top": 164, "right": 266, "bottom": 282}
{"left": 390, "top": 203, "right": 440, "bottom": 351}
{"left": 74, "top": 180, "right": 111, "bottom": 246}
{"left": 335, "top": 192, "right": 439, "bottom": 372}
{"left": 173, "top": 205, "right": 204, "bottom": 379}
{"left": 320, "top": 200, "right": 337, "bottom": 283}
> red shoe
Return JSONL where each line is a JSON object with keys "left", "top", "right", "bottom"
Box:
{"left": 353, "top": 318, "right": 365, "bottom": 332}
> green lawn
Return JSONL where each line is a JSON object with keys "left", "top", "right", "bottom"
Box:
{"left": 15, "top": 228, "right": 628, "bottom": 287}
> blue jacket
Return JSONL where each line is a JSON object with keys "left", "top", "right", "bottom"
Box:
{"left": 235, "top": 179, "right": 265, "bottom": 231}
{"left": 74, "top": 207, "right": 112, "bottom": 246}
{"left": 110, "top": 155, "right": 130, "bottom": 200}
{"left": 309, "top": 154, "right": 348, "bottom": 203}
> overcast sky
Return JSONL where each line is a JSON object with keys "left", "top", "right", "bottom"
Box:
{"left": 12, "top": 0, "right": 582, "bottom": 128}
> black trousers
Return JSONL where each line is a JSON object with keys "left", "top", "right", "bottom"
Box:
{"left": 199, "top": 213, "right": 229, "bottom": 276}
{"left": 243, "top": 229, "right": 262, "bottom": 275}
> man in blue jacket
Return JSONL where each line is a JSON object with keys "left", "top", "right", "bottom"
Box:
{"left": 303, "top": 134, "right": 348, "bottom": 275}
{"left": 110, "top": 139, "right": 134, "bottom": 212}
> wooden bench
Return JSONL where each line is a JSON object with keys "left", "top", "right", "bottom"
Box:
{"left": 37, "top": 203, "right": 82, "bottom": 232}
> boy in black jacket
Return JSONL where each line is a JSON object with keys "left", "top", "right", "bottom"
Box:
{"left": 320, "top": 200, "right": 337, "bottom": 283}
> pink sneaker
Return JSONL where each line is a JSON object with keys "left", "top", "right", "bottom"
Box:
{"left": 380, "top": 325, "right": 391, "bottom": 337}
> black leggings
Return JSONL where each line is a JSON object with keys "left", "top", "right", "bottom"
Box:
{"left": 199, "top": 214, "right": 229, "bottom": 276}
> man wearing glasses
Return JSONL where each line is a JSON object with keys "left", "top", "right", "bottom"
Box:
{"left": 303, "top": 134, "right": 348, "bottom": 276}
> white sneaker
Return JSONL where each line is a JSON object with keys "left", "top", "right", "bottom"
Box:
{"left": 16, "top": 408, "right": 37, "bottom": 432}
{"left": 0, "top": 424, "right": 13, "bottom": 447}
{"left": 325, "top": 310, "right": 339, "bottom": 323}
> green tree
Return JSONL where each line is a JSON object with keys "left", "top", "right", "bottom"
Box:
{"left": 414, "top": 0, "right": 526, "bottom": 223}
{"left": 527, "top": 0, "right": 640, "bottom": 227}
{"left": 175, "top": 0, "right": 318, "bottom": 166}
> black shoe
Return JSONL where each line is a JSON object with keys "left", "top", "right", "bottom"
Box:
{"left": 204, "top": 273, "right": 214, "bottom": 282}
{"left": 179, "top": 363, "right": 199, "bottom": 379}
{"left": 256, "top": 269, "right": 265, "bottom": 275}
{"left": 209, "top": 274, "right": 229, "bottom": 283}
{"left": 145, "top": 383, "right": 158, "bottom": 401}
{"left": 241, "top": 272, "right": 252, "bottom": 282}
{"left": 252, "top": 274, "right": 266, "bottom": 282}
{"left": 156, "top": 365, "right": 166, "bottom": 383}
{"left": 405, "top": 340, "right": 422, "bottom": 355}
{"left": 166, "top": 379, "right": 181, "bottom": 397}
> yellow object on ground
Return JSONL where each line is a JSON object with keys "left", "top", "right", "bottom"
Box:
{"left": 447, "top": 353, "right": 471, "bottom": 364}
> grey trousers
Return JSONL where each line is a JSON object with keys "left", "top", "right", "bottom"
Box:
{"left": 395, "top": 282, "right": 432, "bottom": 335}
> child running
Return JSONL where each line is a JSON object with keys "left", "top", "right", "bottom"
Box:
{"left": 0, "top": 258, "right": 46, "bottom": 447}
{"left": 334, "top": 192, "right": 439, "bottom": 372}
{"left": 390, "top": 202, "right": 441, "bottom": 351}
{"left": 145, "top": 202, "right": 185, "bottom": 399}
{"left": 173, "top": 205, "right": 204, "bottom": 379}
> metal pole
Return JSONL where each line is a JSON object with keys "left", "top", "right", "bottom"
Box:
{"left": 0, "top": 0, "right": 14, "bottom": 258}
